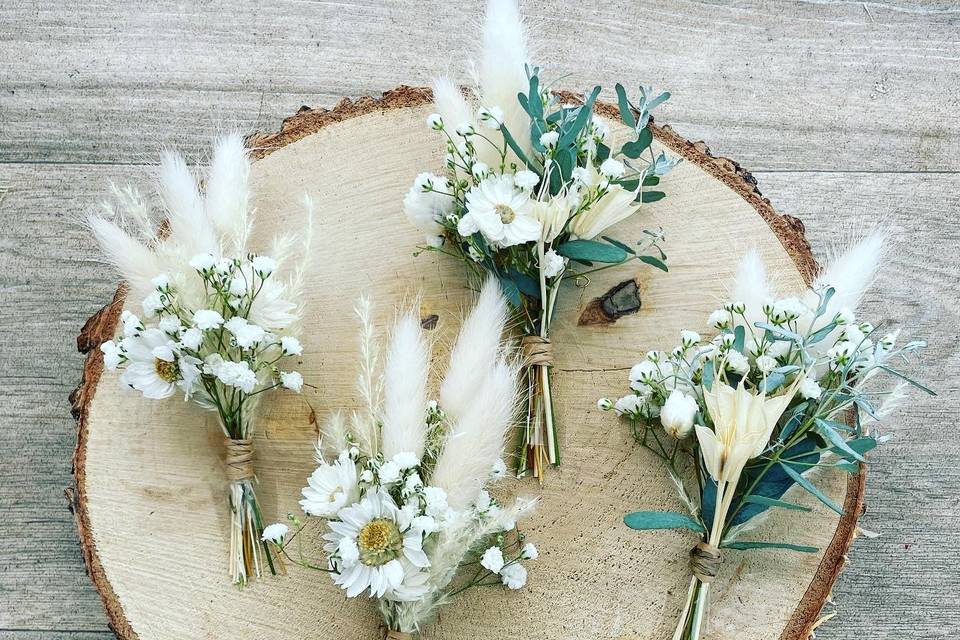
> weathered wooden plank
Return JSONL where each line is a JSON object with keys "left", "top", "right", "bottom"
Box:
{"left": 756, "top": 170, "right": 960, "bottom": 638}
{"left": 0, "top": 160, "right": 957, "bottom": 635}
{"left": 1, "top": 0, "right": 959, "bottom": 169}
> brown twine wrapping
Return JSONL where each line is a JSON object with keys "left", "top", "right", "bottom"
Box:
{"left": 522, "top": 335, "right": 553, "bottom": 367}
{"left": 689, "top": 541, "right": 723, "bottom": 583}
{"left": 384, "top": 630, "right": 413, "bottom": 640}
{"left": 224, "top": 438, "right": 255, "bottom": 482}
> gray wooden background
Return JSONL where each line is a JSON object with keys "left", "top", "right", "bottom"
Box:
{"left": 1, "top": 1, "right": 957, "bottom": 638}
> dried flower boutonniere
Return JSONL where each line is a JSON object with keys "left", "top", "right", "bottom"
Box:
{"left": 600, "top": 234, "right": 932, "bottom": 639}
{"left": 265, "top": 278, "right": 537, "bottom": 639}
{"left": 403, "top": 0, "right": 677, "bottom": 480}
{"left": 89, "top": 134, "right": 313, "bottom": 585}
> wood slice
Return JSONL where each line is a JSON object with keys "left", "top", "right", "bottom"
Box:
{"left": 71, "top": 86, "right": 863, "bottom": 640}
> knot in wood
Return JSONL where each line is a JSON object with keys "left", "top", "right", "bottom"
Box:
{"left": 689, "top": 541, "right": 723, "bottom": 583}
{"left": 224, "top": 438, "right": 255, "bottom": 482}
{"left": 521, "top": 335, "right": 553, "bottom": 367}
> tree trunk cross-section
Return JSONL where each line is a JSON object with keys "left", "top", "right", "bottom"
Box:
{"left": 71, "top": 86, "right": 864, "bottom": 640}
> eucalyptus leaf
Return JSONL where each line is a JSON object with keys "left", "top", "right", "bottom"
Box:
{"left": 614, "top": 83, "right": 636, "bottom": 129}
{"left": 638, "top": 255, "right": 668, "bottom": 272}
{"left": 780, "top": 461, "right": 845, "bottom": 515}
{"left": 601, "top": 236, "right": 636, "bottom": 255}
{"left": 622, "top": 128, "right": 653, "bottom": 159}
{"left": 743, "top": 495, "right": 811, "bottom": 512}
{"left": 624, "top": 511, "right": 705, "bottom": 533}
{"left": 755, "top": 322, "right": 803, "bottom": 343}
{"left": 722, "top": 541, "right": 818, "bottom": 553}
{"left": 557, "top": 239, "right": 628, "bottom": 264}
{"left": 733, "top": 325, "right": 746, "bottom": 353}
{"left": 643, "top": 175, "right": 660, "bottom": 187}
{"left": 640, "top": 190, "right": 666, "bottom": 203}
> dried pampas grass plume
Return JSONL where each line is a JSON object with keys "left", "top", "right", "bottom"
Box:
{"left": 381, "top": 309, "right": 432, "bottom": 460}
{"left": 440, "top": 276, "right": 509, "bottom": 421}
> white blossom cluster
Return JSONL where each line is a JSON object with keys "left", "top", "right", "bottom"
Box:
{"left": 600, "top": 287, "right": 918, "bottom": 444}
{"left": 100, "top": 252, "right": 305, "bottom": 404}
{"left": 405, "top": 106, "right": 672, "bottom": 280}
{"left": 268, "top": 432, "right": 535, "bottom": 603}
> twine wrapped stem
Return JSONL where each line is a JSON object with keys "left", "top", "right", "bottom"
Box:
{"left": 521, "top": 335, "right": 553, "bottom": 367}
{"left": 384, "top": 630, "right": 413, "bottom": 640}
{"left": 224, "top": 437, "right": 255, "bottom": 482}
{"left": 689, "top": 541, "right": 723, "bottom": 583}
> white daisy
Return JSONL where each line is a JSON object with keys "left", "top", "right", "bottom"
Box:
{"left": 324, "top": 491, "right": 430, "bottom": 599}
{"left": 300, "top": 457, "right": 360, "bottom": 517}
{"left": 118, "top": 328, "right": 181, "bottom": 399}
{"left": 458, "top": 175, "right": 541, "bottom": 247}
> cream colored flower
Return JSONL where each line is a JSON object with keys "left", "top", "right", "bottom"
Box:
{"left": 695, "top": 379, "right": 798, "bottom": 483}
{"left": 531, "top": 193, "right": 576, "bottom": 242}
{"left": 569, "top": 181, "right": 639, "bottom": 239}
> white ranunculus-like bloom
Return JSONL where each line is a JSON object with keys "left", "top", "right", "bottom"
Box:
{"left": 629, "top": 360, "right": 659, "bottom": 388}
{"left": 725, "top": 350, "right": 750, "bottom": 375}
{"left": 458, "top": 175, "right": 541, "bottom": 247}
{"left": 480, "top": 546, "right": 505, "bottom": 573}
{"left": 224, "top": 317, "right": 266, "bottom": 348}
{"left": 514, "top": 169, "right": 540, "bottom": 191}
{"left": 471, "top": 162, "right": 490, "bottom": 179}
{"left": 378, "top": 460, "right": 402, "bottom": 486}
{"left": 121, "top": 310, "right": 141, "bottom": 337}
{"left": 179, "top": 327, "right": 203, "bottom": 350}
{"left": 755, "top": 354, "right": 777, "bottom": 373}
{"left": 521, "top": 542, "right": 538, "bottom": 560}
{"left": 542, "top": 249, "right": 567, "bottom": 278}
{"left": 280, "top": 371, "right": 303, "bottom": 392}
{"left": 203, "top": 355, "right": 257, "bottom": 393}
{"left": 799, "top": 377, "right": 822, "bottom": 400}
{"left": 158, "top": 316, "right": 182, "bottom": 335}
{"left": 141, "top": 290, "right": 164, "bottom": 318}
{"left": 261, "top": 522, "right": 289, "bottom": 543}
{"left": 119, "top": 328, "right": 180, "bottom": 400}
{"left": 478, "top": 105, "right": 504, "bottom": 128}
{"left": 280, "top": 335, "right": 303, "bottom": 355}
{"left": 696, "top": 379, "right": 798, "bottom": 484}
{"left": 426, "top": 113, "right": 443, "bottom": 130}
{"left": 403, "top": 172, "right": 455, "bottom": 243}
{"left": 189, "top": 253, "right": 217, "bottom": 271}
{"left": 599, "top": 158, "right": 626, "bottom": 178}
{"left": 392, "top": 451, "right": 419, "bottom": 470}
{"left": 323, "top": 491, "right": 430, "bottom": 600}
{"left": 422, "top": 486, "right": 449, "bottom": 517}
{"left": 661, "top": 390, "right": 698, "bottom": 439}
{"left": 228, "top": 276, "right": 247, "bottom": 297}
{"left": 300, "top": 457, "right": 360, "bottom": 517}
{"left": 100, "top": 340, "right": 123, "bottom": 370}
{"left": 500, "top": 562, "right": 527, "bottom": 589}
{"left": 192, "top": 309, "right": 224, "bottom": 330}
{"left": 539, "top": 131, "right": 559, "bottom": 148}
{"left": 251, "top": 255, "right": 276, "bottom": 275}
{"left": 614, "top": 394, "right": 644, "bottom": 417}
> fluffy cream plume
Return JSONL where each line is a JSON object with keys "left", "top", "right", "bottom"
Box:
{"left": 318, "top": 411, "right": 349, "bottom": 462}
{"left": 158, "top": 150, "right": 217, "bottom": 257}
{"left": 87, "top": 216, "right": 163, "bottom": 301}
{"left": 381, "top": 309, "right": 432, "bottom": 460}
{"left": 433, "top": 357, "right": 519, "bottom": 509}
{"left": 806, "top": 231, "right": 886, "bottom": 321}
{"left": 730, "top": 248, "right": 773, "bottom": 329}
{"left": 439, "top": 277, "right": 509, "bottom": 420}
{"left": 432, "top": 76, "right": 477, "bottom": 136}
{"left": 204, "top": 132, "right": 251, "bottom": 254}
{"left": 474, "top": 0, "right": 532, "bottom": 165}
{"left": 351, "top": 296, "right": 382, "bottom": 458}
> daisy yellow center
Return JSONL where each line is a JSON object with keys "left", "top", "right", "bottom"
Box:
{"left": 154, "top": 358, "right": 178, "bottom": 382}
{"left": 357, "top": 518, "right": 403, "bottom": 567}
{"left": 495, "top": 204, "right": 516, "bottom": 224}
